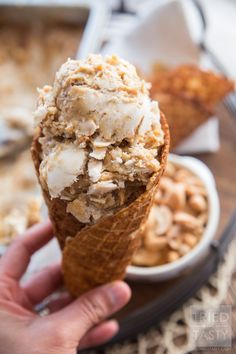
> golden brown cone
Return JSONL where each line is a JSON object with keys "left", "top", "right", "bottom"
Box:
{"left": 31, "top": 113, "right": 169, "bottom": 297}
{"left": 150, "top": 64, "right": 234, "bottom": 108}
{"left": 149, "top": 65, "right": 234, "bottom": 149}
{"left": 155, "top": 93, "right": 211, "bottom": 149}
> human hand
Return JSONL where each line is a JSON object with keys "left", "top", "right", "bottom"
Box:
{"left": 0, "top": 221, "right": 131, "bottom": 354}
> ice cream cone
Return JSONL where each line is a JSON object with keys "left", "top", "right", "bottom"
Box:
{"left": 31, "top": 113, "right": 169, "bottom": 296}
{"left": 150, "top": 64, "right": 234, "bottom": 149}
{"left": 154, "top": 93, "right": 211, "bottom": 149}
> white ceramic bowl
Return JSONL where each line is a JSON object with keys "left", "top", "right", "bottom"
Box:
{"left": 126, "top": 154, "right": 220, "bottom": 282}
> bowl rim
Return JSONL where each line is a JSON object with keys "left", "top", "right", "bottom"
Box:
{"left": 127, "top": 154, "right": 220, "bottom": 277}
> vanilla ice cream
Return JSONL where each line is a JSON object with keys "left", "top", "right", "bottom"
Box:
{"left": 35, "top": 54, "right": 165, "bottom": 224}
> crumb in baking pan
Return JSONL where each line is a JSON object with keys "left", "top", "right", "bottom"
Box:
{"left": 0, "top": 22, "right": 83, "bottom": 158}
{"left": 0, "top": 150, "right": 42, "bottom": 245}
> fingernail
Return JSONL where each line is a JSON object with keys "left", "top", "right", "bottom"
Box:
{"left": 107, "top": 319, "right": 119, "bottom": 334}
{"left": 107, "top": 319, "right": 119, "bottom": 329}
{"left": 105, "top": 281, "right": 131, "bottom": 310}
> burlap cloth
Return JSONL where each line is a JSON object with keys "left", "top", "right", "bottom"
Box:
{"left": 87, "top": 239, "right": 236, "bottom": 354}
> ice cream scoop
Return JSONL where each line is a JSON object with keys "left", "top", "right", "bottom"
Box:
{"left": 36, "top": 54, "right": 165, "bottom": 225}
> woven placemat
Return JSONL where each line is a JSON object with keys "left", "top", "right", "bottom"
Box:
{"left": 88, "top": 239, "right": 236, "bottom": 354}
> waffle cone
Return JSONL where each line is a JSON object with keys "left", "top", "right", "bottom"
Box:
{"left": 31, "top": 113, "right": 169, "bottom": 297}
{"left": 155, "top": 93, "right": 211, "bottom": 149}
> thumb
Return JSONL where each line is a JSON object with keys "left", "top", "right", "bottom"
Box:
{"left": 50, "top": 281, "right": 131, "bottom": 342}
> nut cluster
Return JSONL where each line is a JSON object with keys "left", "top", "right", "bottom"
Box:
{"left": 132, "top": 161, "right": 208, "bottom": 267}
{"left": 0, "top": 198, "right": 41, "bottom": 245}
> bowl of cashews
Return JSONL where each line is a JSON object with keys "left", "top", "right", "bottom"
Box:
{"left": 127, "top": 154, "right": 220, "bottom": 282}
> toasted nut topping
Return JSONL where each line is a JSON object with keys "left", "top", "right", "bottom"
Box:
{"left": 145, "top": 234, "right": 168, "bottom": 251}
{"left": 189, "top": 194, "right": 207, "bottom": 213}
{"left": 165, "top": 162, "right": 176, "bottom": 177}
{"left": 182, "top": 233, "right": 198, "bottom": 248}
{"left": 168, "top": 239, "right": 181, "bottom": 251}
{"left": 164, "top": 183, "right": 186, "bottom": 210}
{"left": 147, "top": 205, "right": 173, "bottom": 236}
{"left": 166, "top": 224, "right": 182, "bottom": 239}
{"left": 175, "top": 169, "right": 192, "bottom": 183}
{"left": 167, "top": 251, "right": 180, "bottom": 263}
{"left": 132, "top": 248, "right": 163, "bottom": 267}
{"left": 179, "top": 244, "right": 191, "bottom": 256}
{"left": 198, "top": 212, "right": 208, "bottom": 226}
{"left": 186, "top": 184, "right": 207, "bottom": 197}
{"left": 159, "top": 176, "right": 173, "bottom": 191}
{"left": 174, "top": 212, "right": 201, "bottom": 230}
{"left": 154, "top": 188, "right": 163, "bottom": 203}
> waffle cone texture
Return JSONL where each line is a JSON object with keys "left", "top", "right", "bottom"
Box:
{"left": 31, "top": 113, "right": 169, "bottom": 297}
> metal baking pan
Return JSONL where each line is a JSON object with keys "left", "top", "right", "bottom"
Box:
{"left": 0, "top": 0, "right": 108, "bottom": 58}
{"left": 0, "top": 0, "right": 108, "bottom": 160}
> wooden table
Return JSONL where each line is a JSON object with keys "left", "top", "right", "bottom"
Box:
{"left": 196, "top": 109, "right": 236, "bottom": 238}
{"left": 193, "top": 109, "right": 236, "bottom": 354}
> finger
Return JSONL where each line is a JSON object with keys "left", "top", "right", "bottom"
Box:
{"left": 79, "top": 320, "right": 119, "bottom": 350}
{"left": 0, "top": 220, "right": 53, "bottom": 280}
{"left": 47, "top": 293, "right": 72, "bottom": 313}
{"left": 50, "top": 281, "right": 131, "bottom": 341}
{"left": 23, "top": 263, "right": 62, "bottom": 305}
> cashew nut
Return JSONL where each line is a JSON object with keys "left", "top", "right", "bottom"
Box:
{"left": 144, "top": 233, "right": 168, "bottom": 251}
{"left": 186, "top": 176, "right": 205, "bottom": 187}
{"left": 166, "top": 224, "right": 182, "bottom": 239}
{"left": 174, "top": 169, "right": 192, "bottom": 183}
{"left": 179, "top": 244, "right": 191, "bottom": 256}
{"left": 182, "top": 233, "right": 198, "bottom": 248}
{"left": 164, "top": 161, "right": 176, "bottom": 178}
{"left": 175, "top": 170, "right": 203, "bottom": 187}
{"left": 154, "top": 189, "right": 163, "bottom": 203}
{"left": 189, "top": 194, "right": 207, "bottom": 213}
{"left": 198, "top": 212, "right": 208, "bottom": 226}
{"left": 186, "top": 184, "right": 207, "bottom": 197}
{"left": 167, "top": 251, "right": 180, "bottom": 263}
{"left": 168, "top": 238, "right": 181, "bottom": 251}
{"left": 173, "top": 211, "right": 201, "bottom": 231}
{"left": 132, "top": 248, "right": 162, "bottom": 266}
{"left": 164, "top": 183, "right": 186, "bottom": 210}
{"left": 159, "top": 176, "right": 174, "bottom": 192}
{"left": 149, "top": 205, "right": 173, "bottom": 235}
